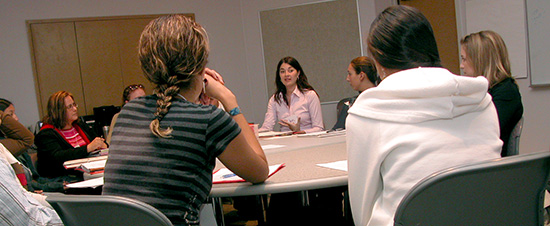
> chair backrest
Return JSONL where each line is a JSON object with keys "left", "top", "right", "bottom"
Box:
{"left": 79, "top": 115, "right": 96, "bottom": 134}
{"left": 506, "top": 117, "right": 524, "bottom": 156}
{"left": 394, "top": 151, "right": 550, "bottom": 226}
{"left": 46, "top": 195, "right": 173, "bottom": 226}
{"left": 331, "top": 96, "right": 356, "bottom": 130}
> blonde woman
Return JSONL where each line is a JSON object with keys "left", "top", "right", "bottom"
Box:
{"left": 460, "top": 30, "right": 524, "bottom": 156}
{"left": 103, "top": 15, "right": 268, "bottom": 225}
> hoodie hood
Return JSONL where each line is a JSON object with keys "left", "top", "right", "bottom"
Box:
{"left": 348, "top": 67, "right": 493, "bottom": 123}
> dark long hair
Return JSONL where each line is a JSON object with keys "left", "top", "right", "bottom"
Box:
{"left": 274, "top": 56, "right": 316, "bottom": 106}
{"left": 0, "top": 98, "right": 12, "bottom": 112}
{"left": 367, "top": 5, "right": 441, "bottom": 70}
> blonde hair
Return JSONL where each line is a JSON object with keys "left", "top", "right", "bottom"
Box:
{"left": 460, "top": 30, "right": 513, "bottom": 88}
{"left": 138, "top": 15, "right": 209, "bottom": 138}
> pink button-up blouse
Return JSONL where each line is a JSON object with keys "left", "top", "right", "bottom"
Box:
{"left": 259, "top": 88, "right": 324, "bottom": 133}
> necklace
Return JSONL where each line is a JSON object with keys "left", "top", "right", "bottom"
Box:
{"left": 176, "top": 94, "right": 187, "bottom": 101}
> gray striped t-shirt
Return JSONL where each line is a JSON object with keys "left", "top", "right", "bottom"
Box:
{"left": 103, "top": 95, "right": 240, "bottom": 225}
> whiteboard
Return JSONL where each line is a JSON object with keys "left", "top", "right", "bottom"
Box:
{"left": 463, "top": 0, "right": 529, "bottom": 80}
{"left": 526, "top": 0, "right": 550, "bottom": 86}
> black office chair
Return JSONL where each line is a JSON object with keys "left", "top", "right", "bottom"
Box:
{"left": 331, "top": 96, "right": 356, "bottom": 130}
{"left": 394, "top": 151, "right": 550, "bottom": 226}
{"left": 506, "top": 117, "right": 524, "bottom": 156}
{"left": 46, "top": 194, "right": 173, "bottom": 226}
{"left": 93, "top": 105, "right": 120, "bottom": 136}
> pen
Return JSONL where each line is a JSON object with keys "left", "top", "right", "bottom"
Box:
{"left": 222, "top": 173, "right": 236, "bottom": 179}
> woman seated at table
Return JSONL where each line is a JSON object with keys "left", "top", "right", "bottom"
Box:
{"left": 106, "top": 84, "right": 147, "bottom": 144}
{"left": 331, "top": 56, "right": 378, "bottom": 130}
{"left": 259, "top": 56, "right": 324, "bottom": 134}
{"left": 346, "top": 5, "right": 502, "bottom": 226}
{"left": 35, "top": 91, "right": 107, "bottom": 182}
{"left": 460, "top": 30, "right": 523, "bottom": 156}
{"left": 0, "top": 98, "right": 34, "bottom": 157}
{"left": 102, "top": 15, "right": 268, "bottom": 225}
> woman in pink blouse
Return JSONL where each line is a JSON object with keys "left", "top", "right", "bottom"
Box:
{"left": 259, "top": 56, "right": 324, "bottom": 133}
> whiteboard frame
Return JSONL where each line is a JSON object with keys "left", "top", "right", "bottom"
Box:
{"left": 525, "top": 0, "right": 550, "bottom": 86}
{"left": 455, "top": 0, "right": 530, "bottom": 80}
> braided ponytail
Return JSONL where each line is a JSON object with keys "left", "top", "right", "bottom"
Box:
{"left": 139, "top": 15, "right": 209, "bottom": 138}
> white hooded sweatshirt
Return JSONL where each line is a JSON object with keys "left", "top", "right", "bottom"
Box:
{"left": 346, "top": 67, "right": 502, "bottom": 226}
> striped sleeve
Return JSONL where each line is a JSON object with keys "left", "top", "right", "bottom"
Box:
{"left": 205, "top": 107, "right": 241, "bottom": 158}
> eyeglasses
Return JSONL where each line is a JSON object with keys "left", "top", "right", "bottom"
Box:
{"left": 128, "top": 84, "right": 144, "bottom": 91}
{"left": 65, "top": 103, "right": 78, "bottom": 110}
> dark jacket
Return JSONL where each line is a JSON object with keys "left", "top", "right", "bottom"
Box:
{"left": 488, "top": 77, "right": 523, "bottom": 156}
{"left": 35, "top": 120, "right": 97, "bottom": 179}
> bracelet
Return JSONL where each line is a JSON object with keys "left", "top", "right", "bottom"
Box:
{"left": 228, "top": 106, "right": 242, "bottom": 116}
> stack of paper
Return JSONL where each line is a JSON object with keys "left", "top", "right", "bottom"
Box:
{"left": 76, "top": 159, "right": 107, "bottom": 174}
{"left": 63, "top": 155, "right": 108, "bottom": 169}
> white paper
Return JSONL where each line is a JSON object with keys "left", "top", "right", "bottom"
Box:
{"left": 296, "top": 131, "right": 327, "bottom": 137}
{"left": 66, "top": 177, "right": 104, "bottom": 188}
{"left": 261, "top": 144, "right": 286, "bottom": 150}
{"left": 317, "top": 160, "right": 348, "bottom": 172}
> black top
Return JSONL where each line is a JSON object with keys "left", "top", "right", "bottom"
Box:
{"left": 35, "top": 120, "right": 98, "bottom": 179}
{"left": 488, "top": 77, "right": 523, "bottom": 156}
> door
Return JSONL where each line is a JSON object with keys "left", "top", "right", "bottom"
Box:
{"left": 399, "top": 0, "right": 460, "bottom": 74}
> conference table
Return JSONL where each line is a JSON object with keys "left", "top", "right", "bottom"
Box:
{"left": 210, "top": 132, "right": 349, "bottom": 225}
{"left": 73, "top": 131, "right": 349, "bottom": 225}
{"left": 211, "top": 132, "right": 348, "bottom": 197}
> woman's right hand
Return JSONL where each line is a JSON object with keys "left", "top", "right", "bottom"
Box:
{"left": 87, "top": 137, "right": 107, "bottom": 153}
{"left": 203, "top": 68, "right": 237, "bottom": 108}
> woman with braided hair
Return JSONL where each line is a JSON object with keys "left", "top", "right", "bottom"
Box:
{"left": 102, "top": 15, "right": 268, "bottom": 225}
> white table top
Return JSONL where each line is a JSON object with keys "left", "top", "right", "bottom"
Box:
{"left": 210, "top": 133, "right": 347, "bottom": 197}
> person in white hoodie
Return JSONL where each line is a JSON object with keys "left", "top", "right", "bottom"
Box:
{"left": 346, "top": 5, "right": 502, "bottom": 226}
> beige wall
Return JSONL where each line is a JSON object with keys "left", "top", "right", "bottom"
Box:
{"left": 1, "top": 0, "right": 547, "bottom": 153}
{"left": 0, "top": 0, "right": 381, "bottom": 126}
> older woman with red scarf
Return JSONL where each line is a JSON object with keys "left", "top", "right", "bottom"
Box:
{"left": 35, "top": 91, "right": 107, "bottom": 182}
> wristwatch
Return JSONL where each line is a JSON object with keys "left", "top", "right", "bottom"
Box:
{"left": 228, "top": 106, "right": 242, "bottom": 116}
